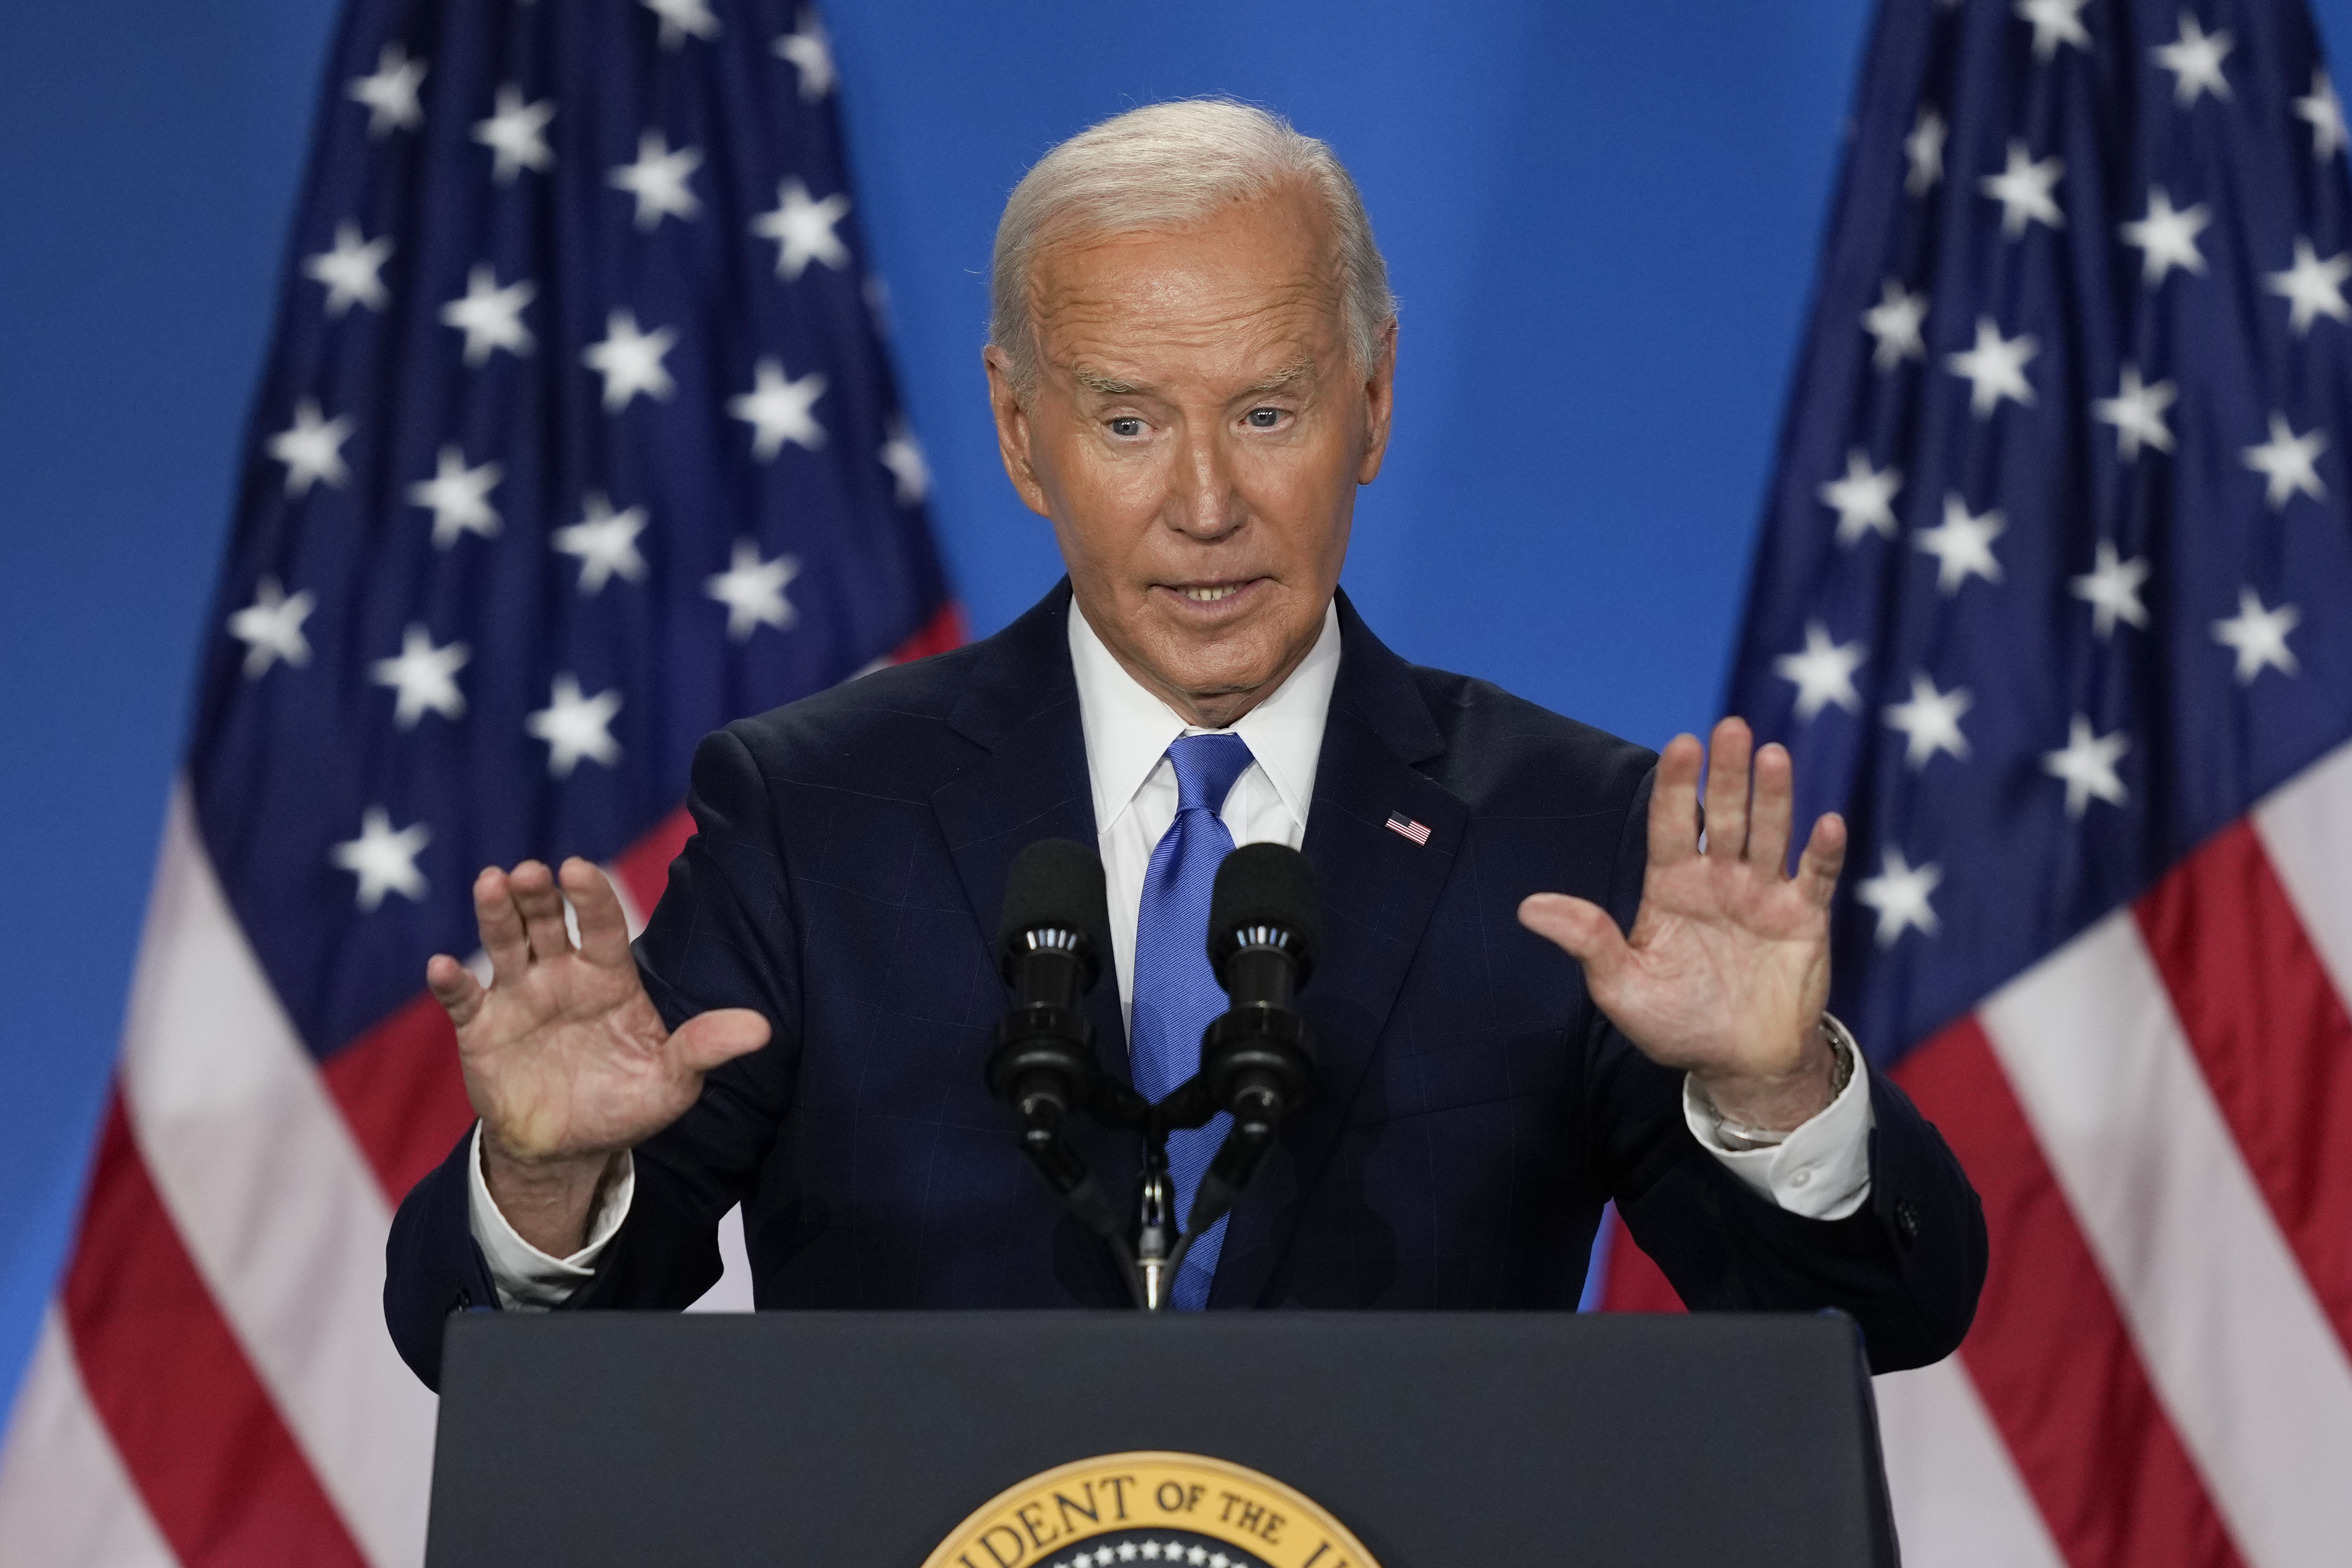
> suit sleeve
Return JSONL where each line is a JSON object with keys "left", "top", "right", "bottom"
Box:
{"left": 381, "top": 724, "right": 803, "bottom": 1388}
{"left": 1583, "top": 764, "right": 1989, "bottom": 1373}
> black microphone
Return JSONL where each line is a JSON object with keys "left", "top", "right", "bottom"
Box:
{"left": 985, "top": 838, "right": 1113, "bottom": 1147}
{"left": 1193, "top": 845, "right": 1320, "bottom": 1197}
{"left": 1158, "top": 844, "right": 1320, "bottom": 1266}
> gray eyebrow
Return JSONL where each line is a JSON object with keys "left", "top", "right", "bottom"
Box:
{"left": 1070, "top": 367, "right": 1143, "bottom": 396}
{"left": 1238, "top": 358, "right": 1317, "bottom": 396}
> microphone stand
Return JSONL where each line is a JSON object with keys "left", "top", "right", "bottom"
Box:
{"left": 988, "top": 842, "right": 1320, "bottom": 1312}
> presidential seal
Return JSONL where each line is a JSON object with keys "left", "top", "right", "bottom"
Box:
{"left": 922, "top": 1451, "right": 1381, "bottom": 1568}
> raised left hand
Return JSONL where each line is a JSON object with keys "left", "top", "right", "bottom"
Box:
{"left": 1518, "top": 716, "right": 1847, "bottom": 1133}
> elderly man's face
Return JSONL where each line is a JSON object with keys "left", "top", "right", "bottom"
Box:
{"left": 986, "top": 184, "right": 1395, "bottom": 728}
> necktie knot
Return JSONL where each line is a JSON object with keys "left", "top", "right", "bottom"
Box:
{"left": 1168, "top": 732, "right": 1254, "bottom": 817}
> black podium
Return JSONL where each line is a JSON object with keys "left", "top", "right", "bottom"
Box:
{"left": 425, "top": 1311, "right": 1898, "bottom": 1568}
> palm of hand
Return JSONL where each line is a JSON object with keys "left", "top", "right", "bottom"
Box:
{"left": 425, "top": 858, "right": 770, "bottom": 1166}
{"left": 1519, "top": 718, "right": 1848, "bottom": 1098}
{"left": 458, "top": 942, "right": 687, "bottom": 1161}
{"left": 1606, "top": 838, "right": 1831, "bottom": 1077}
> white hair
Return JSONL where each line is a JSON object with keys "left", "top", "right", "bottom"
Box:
{"left": 989, "top": 99, "right": 1397, "bottom": 397}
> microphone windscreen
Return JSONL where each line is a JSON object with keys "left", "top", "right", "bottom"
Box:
{"left": 997, "top": 837, "right": 1112, "bottom": 971}
{"left": 1207, "top": 843, "right": 1321, "bottom": 973}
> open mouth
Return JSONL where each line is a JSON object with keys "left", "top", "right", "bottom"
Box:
{"left": 1178, "top": 584, "right": 1245, "bottom": 603}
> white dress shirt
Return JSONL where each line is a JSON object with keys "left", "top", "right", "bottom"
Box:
{"left": 470, "top": 596, "right": 1875, "bottom": 1307}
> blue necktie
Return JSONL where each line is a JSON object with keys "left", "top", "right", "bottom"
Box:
{"left": 1130, "top": 731, "right": 1255, "bottom": 1310}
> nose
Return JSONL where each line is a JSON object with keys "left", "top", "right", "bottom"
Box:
{"left": 1165, "top": 418, "right": 1246, "bottom": 541}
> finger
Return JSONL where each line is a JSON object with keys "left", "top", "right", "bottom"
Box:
{"left": 426, "top": 952, "right": 486, "bottom": 1029}
{"left": 509, "top": 860, "right": 575, "bottom": 963}
{"left": 475, "top": 867, "right": 530, "bottom": 986}
{"left": 1648, "top": 733, "right": 1703, "bottom": 870}
{"left": 1518, "top": 893, "right": 1634, "bottom": 995}
{"left": 562, "top": 858, "right": 633, "bottom": 968}
{"left": 1794, "top": 812, "right": 1849, "bottom": 910}
{"left": 1701, "top": 716, "right": 1753, "bottom": 860}
{"left": 1747, "top": 741, "right": 1796, "bottom": 875}
{"left": 669, "top": 1008, "right": 772, "bottom": 1074}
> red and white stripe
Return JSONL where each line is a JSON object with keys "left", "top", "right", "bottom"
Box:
{"left": 1604, "top": 734, "right": 2352, "bottom": 1568}
{"left": 0, "top": 609, "right": 960, "bottom": 1565}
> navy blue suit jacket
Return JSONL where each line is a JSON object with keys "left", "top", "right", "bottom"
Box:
{"left": 387, "top": 585, "right": 1985, "bottom": 1388}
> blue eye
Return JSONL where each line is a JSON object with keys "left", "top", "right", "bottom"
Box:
{"left": 1109, "top": 417, "right": 1143, "bottom": 438}
{"left": 1246, "top": 408, "right": 1282, "bottom": 428}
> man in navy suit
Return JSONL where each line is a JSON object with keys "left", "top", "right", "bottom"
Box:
{"left": 387, "top": 101, "right": 1983, "bottom": 1387}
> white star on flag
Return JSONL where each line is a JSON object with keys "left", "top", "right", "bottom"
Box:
{"left": 227, "top": 575, "right": 316, "bottom": 678}
{"left": 2017, "top": 0, "right": 2092, "bottom": 61}
{"left": 2070, "top": 540, "right": 2151, "bottom": 640}
{"left": 1945, "top": 316, "right": 2037, "bottom": 417}
{"left": 2265, "top": 238, "right": 2352, "bottom": 335}
{"left": 642, "top": 0, "right": 720, "bottom": 49}
{"left": 348, "top": 42, "right": 427, "bottom": 137}
{"left": 705, "top": 539, "right": 802, "bottom": 640}
{"left": 408, "top": 445, "right": 504, "bottom": 546}
{"left": 1857, "top": 848, "right": 1942, "bottom": 946}
{"left": 879, "top": 418, "right": 930, "bottom": 504}
{"left": 2296, "top": 69, "right": 2349, "bottom": 160}
{"left": 330, "top": 807, "right": 431, "bottom": 912}
{"left": 1884, "top": 671, "right": 1973, "bottom": 768}
{"left": 440, "top": 264, "right": 536, "bottom": 365}
{"left": 729, "top": 357, "right": 828, "bottom": 458}
{"left": 1819, "top": 449, "right": 1902, "bottom": 545}
{"left": 2120, "top": 187, "right": 2210, "bottom": 285}
{"left": 526, "top": 674, "right": 624, "bottom": 778}
{"left": 2153, "top": 11, "right": 2233, "bottom": 107}
{"left": 1979, "top": 140, "right": 2065, "bottom": 237}
{"left": 1140, "top": 1545, "right": 1162, "bottom": 1561}
{"left": 553, "top": 492, "right": 651, "bottom": 593}
{"left": 266, "top": 398, "right": 354, "bottom": 497}
{"left": 1905, "top": 105, "right": 1946, "bottom": 196}
{"left": 369, "top": 625, "right": 470, "bottom": 728}
{"left": 775, "top": 11, "right": 835, "bottom": 100}
{"left": 1917, "top": 495, "right": 2006, "bottom": 595}
{"left": 2243, "top": 413, "right": 2328, "bottom": 510}
{"left": 583, "top": 310, "right": 678, "bottom": 412}
{"left": 2212, "top": 587, "right": 2301, "bottom": 684}
{"left": 1772, "top": 620, "right": 1868, "bottom": 721}
{"left": 473, "top": 84, "right": 555, "bottom": 183}
{"left": 2092, "top": 364, "right": 2176, "bottom": 461}
{"left": 752, "top": 178, "right": 852, "bottom": 282}
{"left": 609, "top": 130, "right": 703, "bottom": 229}
{"left": 302, "top": 221, "right": 393, "bottom": 317}
{"left": 2043, "top": 715, "right": 2131, "bottom": 818}
{"left": 1862, "top": 279, "right": 1928, "bottom": 371}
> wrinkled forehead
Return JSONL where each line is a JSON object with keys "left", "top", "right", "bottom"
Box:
{"left": 1026, "top": 190, "right": 1349, "bottom": 384}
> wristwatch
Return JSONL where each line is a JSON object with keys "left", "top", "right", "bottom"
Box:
{"left": 1709, "top": 1013, "right": 1857, "bottom": 1152}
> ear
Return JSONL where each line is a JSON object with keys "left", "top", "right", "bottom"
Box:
{"left": 983, "top": 344, "right": 1053, "bottom": 519}
{"left": 1355, "top": 318, "right": 1398, "bottom": 486}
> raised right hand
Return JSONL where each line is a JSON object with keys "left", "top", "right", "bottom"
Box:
{"left": 424, "top": 857, "right": 768, "bottom": 1251}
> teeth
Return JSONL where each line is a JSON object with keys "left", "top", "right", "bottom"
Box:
{"left": 1182, "top": 585, "right": 1240, "bottom": 602}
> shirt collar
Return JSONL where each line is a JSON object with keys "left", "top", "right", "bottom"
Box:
{"left": 1068, "top": 594, "right": 1342, "bottom": 833}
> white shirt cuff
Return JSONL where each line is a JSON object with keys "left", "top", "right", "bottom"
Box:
{"left": 464, "top": 1123, "right": 635, "bottom": 1312}
{"left": 1682, "top": 1024, "right": 1874, "bottom": 1221}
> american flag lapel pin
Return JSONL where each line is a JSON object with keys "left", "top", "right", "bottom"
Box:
{"left": 1385, "top": 810, "right": 1431, "bottom": 846}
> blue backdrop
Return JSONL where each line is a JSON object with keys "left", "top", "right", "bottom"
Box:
{"left": 10, "top": 0, "right": 2350, "bottom": 1412}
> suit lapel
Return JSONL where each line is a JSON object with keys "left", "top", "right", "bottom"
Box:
{"left": 1210, "top": 594, "right": 1468, "bottom": 1306}
{"left": 929, "top": 581, "right": 1131, "bottom": 1072}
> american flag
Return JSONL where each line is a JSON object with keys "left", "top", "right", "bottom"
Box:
{"left": 1599, "top": 1, "right": 2352, "bottom": 1564}
{"left": 0, "top": 0, "right": 954, "bottom": 1561}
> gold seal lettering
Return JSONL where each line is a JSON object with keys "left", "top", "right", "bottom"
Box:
{"left": 921, "top": 1453, "right": 1381, "bottom": 1568}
